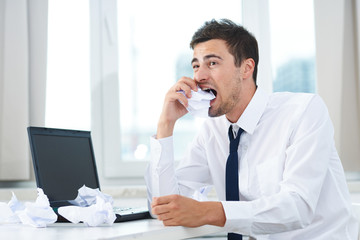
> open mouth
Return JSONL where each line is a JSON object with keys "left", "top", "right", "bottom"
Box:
{"left": 202, "top": 88, "right": 217, "bottom": 97}
{"left": 201, "top": 87, "right": 217, "bottom": 107}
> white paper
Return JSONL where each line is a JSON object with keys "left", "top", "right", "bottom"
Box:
{"left": 6, "top": 192, "right": 24, "bottom": 223}
{"left": 58, "top": 196, "right": 116, "bottom": 227}
{"left": 68, "top": 185, "right": 113, "bottom": 207}
{"left": 16, "top": 188, "right": 57, "bottom": 228}
{"left": 0, "top": 202, "right": 15, "bottom": 223}
{"left": 178, "top": 88, "right": 215, "bottom": 118}
{"left": 58, "top": 185, "right": 116, "bottom": 227}
{"left": 0, "top": 189, "right": 56, "bottom": 227}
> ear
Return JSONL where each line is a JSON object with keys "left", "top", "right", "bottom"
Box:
{"left": 242, "top": 58, "right": 255, "bottom": 80}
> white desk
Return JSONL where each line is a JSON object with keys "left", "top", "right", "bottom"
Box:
{"left": 0, "top": 219, "right": 224, "bottom": 240}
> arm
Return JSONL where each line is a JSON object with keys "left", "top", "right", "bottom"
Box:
{"left": 146, "top": 129, "right": 221, "bottom": 226}
{"left": 157, "top": 77, "right": 198, "bottom": 138}
{"left": 145, "top": 77, "right": 201, "bottom": 207}
{"left": 145, "top": 77, "right": 225, "bottom": 226}
{"left": 145, "top": 77, "right": 199, "bottom": 197}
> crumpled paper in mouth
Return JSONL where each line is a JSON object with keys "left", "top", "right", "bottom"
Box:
{"left": 178, "top": 88, "right": 216, "bottom": 118}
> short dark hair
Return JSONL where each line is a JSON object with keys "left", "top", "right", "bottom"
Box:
{"left": 190, "top": 19, "right": 259, "bottom": 83}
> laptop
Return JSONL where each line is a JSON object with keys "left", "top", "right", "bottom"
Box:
{"left": 27, "top": 126, "right": 150, "bottom": 222}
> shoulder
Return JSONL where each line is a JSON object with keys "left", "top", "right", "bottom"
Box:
{"left": 269, "top": 92, "right": 332, "bottom": 136}
{"left": 256, "top": 92, "right": 332, "bottom": 136}
{"left": 267, "top": 92, "right": 328, "bottom": 116}
{"left": 268, "top": 91, "right": 316, "bottom": 107}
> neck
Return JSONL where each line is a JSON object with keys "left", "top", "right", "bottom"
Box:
{"left": 225, "top": 84, "right": 256, "bottom": 123}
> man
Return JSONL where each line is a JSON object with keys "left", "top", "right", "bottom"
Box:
{"left": 145, "top": 19, "right": 358, "bottom": 239}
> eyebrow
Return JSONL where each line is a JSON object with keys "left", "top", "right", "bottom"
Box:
{"left": 191, "top": 54, "right": 223, "bottom": 64}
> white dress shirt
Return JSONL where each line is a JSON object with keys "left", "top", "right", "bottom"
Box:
{"left": 145, "top": 88, "right": 358, "bottom": 239}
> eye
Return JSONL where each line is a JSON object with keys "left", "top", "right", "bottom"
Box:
{"left": 209, "top": 61, "right": 217, "bottom": 66}
{"left": 192, "top": 64, "right": 199, "bottom": 70}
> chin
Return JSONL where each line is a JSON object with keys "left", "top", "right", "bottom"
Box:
{"left": 208, "top": 108, "right": 222, "bottom": 118}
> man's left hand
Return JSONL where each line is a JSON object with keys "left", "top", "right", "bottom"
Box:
{"left": 151, "top": 194, "right": 226, "bottom": 228}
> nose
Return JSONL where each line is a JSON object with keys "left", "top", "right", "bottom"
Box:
{"left": 193, "top": 65, "right": 209, "bottom": 83}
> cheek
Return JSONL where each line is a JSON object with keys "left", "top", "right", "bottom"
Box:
{"left": 212, "top": 69, "right": 238, "bottom": 97}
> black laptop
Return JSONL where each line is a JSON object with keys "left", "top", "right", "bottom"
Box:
{"left": 27, "top": 126, "right": 150, "bottom": 222}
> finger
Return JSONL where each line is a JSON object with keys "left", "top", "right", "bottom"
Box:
{"left": 153, "top": 194, "right": 178, "bottom": 206}
{"left": 176, "top": 92, "right": 189, "bottom": 108}
{"left": 151, "top": 197, "right": 170, "bottom": 212}
{"left": 157, "top": 212, "right": 173, "bottom": 221}
{"left": 165, "top": 91, "right": 189, "bottom": 108}
{"left": 151, "top": 197, "right": 158, "bottom": 207}
{"left": 175, "top": 77, "right": 198, "bottom": 97}
{"left": 152, "top": 204, "right": 170, "bottom": 215}
{"left": 162, "top": 218, "right": 180, "bottom": 226}
{"left": 174, "top": 82, "right": 193, "bottom": 98}
{"left": 179, "top": 77, "right": 198, "bottom": 92}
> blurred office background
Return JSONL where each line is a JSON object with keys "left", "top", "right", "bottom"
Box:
{"left": 0, "top": 0, "right": 359, "bottom": 186}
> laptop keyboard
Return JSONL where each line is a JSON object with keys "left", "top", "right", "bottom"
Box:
{"left": 113, "top": 206, "right": 148, "bottom": 215}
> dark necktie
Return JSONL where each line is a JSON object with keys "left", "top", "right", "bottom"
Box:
{"left": 226, "top": 125, "right": 244, "bottom": 240}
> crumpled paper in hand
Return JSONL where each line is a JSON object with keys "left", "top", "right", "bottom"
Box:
{"left": 178, "top": 88, "right": 216, "bottom": 118}
{"left": 0, "top": 188, "right": 57, "bottom": 227}
{"left": 58, "top": 185, "right": 116, "bottom": 227}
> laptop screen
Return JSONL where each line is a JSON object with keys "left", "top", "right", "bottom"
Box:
{"left": 28, "top": 127, "right": 100, "bottom": 207}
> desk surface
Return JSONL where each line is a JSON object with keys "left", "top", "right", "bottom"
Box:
{"left": 0, "top": 219, "right": 224, "bottom": 240}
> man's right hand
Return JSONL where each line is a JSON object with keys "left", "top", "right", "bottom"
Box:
{"left": 156, "top": 77, "right": 198, "bottom": 139}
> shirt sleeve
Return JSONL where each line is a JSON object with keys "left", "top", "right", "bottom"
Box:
{"left": 145, "top": 135, "right": 179, "bottom": 198}
{"left": 222, "top": 95, "right": 338, "bottom": 235}
{"left": 145, "top": 129, "right": 213, "bottom": 204}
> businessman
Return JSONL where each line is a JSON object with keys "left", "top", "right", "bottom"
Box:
{"left": 145, "top": 19, "right": 358, "bottom": 239}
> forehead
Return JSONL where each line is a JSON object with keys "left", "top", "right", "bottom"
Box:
{"left": 192, "top": 39, "right": 232, "bottom": 61}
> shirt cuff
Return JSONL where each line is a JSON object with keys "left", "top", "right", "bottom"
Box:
{"left": 221, "top": 201, "right": 254, "bottom": 235}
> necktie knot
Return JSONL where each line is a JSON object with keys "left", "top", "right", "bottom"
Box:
{"left": 228, "top": 125, "right": 243, "bottom": 153}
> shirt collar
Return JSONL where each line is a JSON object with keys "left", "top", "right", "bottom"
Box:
{"left": 225, "top": 88, "right": 269, "bottom": 135}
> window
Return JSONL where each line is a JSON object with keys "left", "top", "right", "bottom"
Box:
{"left": 116, "top": 0, "right": 242, "bottom": 163}
{"left": 269, "top": 0, "right": 317, "bottom": 93}
{"left": 40, "top": 0, "right": 360, "bottom": 183}
{"left": 46, "top": 0, "right": 90, "bottom": 130}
